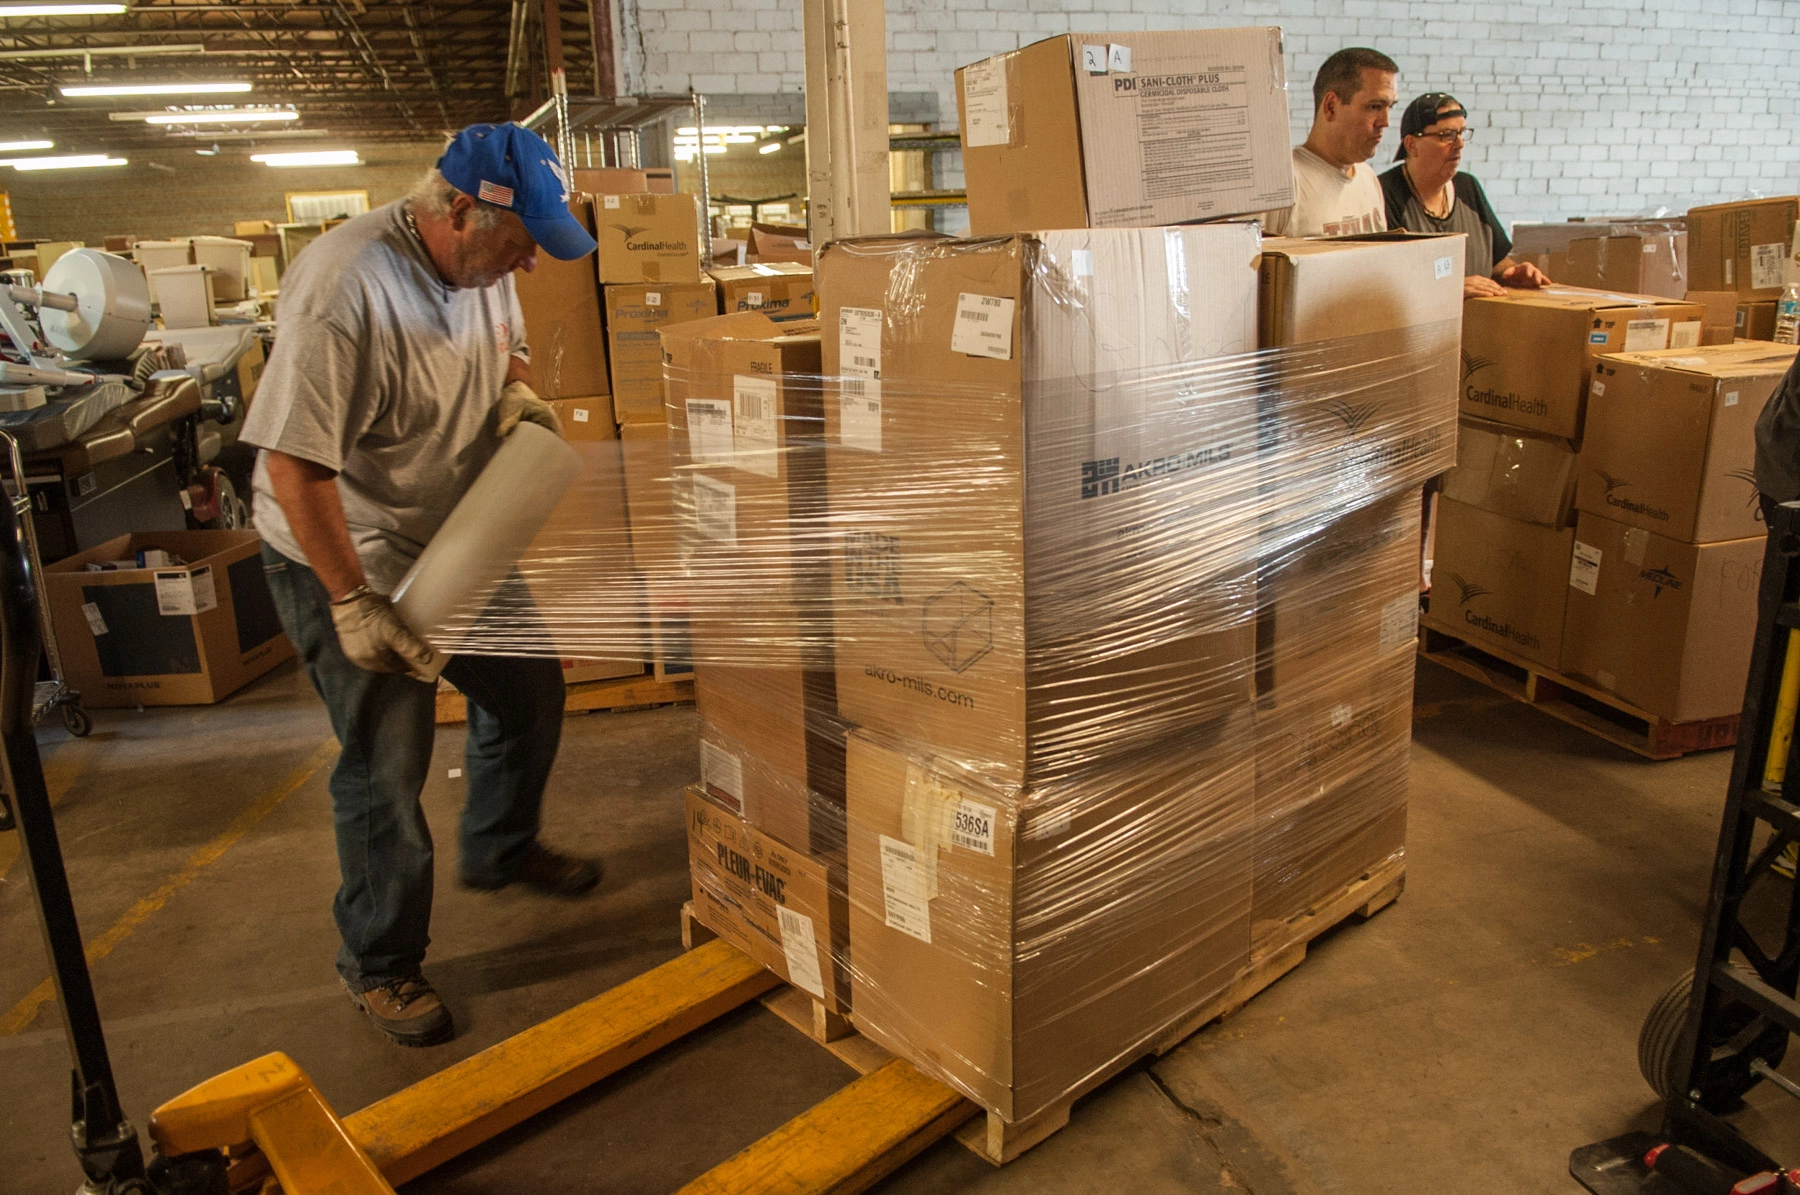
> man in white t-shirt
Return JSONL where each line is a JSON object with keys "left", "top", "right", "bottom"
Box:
{"left": 1262, "top": 48, "right": 1399, "bottom": 238}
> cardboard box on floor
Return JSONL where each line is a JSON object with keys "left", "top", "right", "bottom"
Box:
{"left": 1256, "top": 491, "right": 1422, "bottom": 703}
{"left": 595, "top": 193, "right": 702, "bottom": 284}
{"left": 1687, "top": 196, "right": 1799, "bottom": 299}
{"left": 546, "top": 395, "right": 617, "bottom": 441}
{"left": 686, "top": 787, "right": 850, "bottom": 1014}
{"left": 515, "top": 198, "right": 612, "bottom": 398}
{"left": 708, "top": 262, "right": 815, "bottom": 321}
{"left": 1579, "top": 342, "right": 1797, "bottom": 544}
{"left": 1441, "top": 418, "right": 1579, "bottom": 529}
{"left": 1738, "top": 301, "right": 1777, "bottom": 342}
{"left": 1458, "top": 287, "right": 1706, "bottom": 440}
{"left": 955, "top": 27, "right": 1294, "bottom": 235}
{"left": 1428, "top": 497, "right": 1576, "bottom": 671}
{"left": 1258, "top": 234, "right": 1464, "bottom": 505}
{"left": 45, "top": 530, "right": 294, "bottom": 707}
{"left": 1560, "top": 511, "right": 1763, "bottom": 722}
{"left": 844, "top": 712, "right": 1254, "bottom": 1123}
{"left": 817, "top": 227, "right": 1264, "bottom": 788}
{"left": 1687, "top": 291, "right": 1739, "bottom": 346}
{"left": 1252, "top": 649, "right": 1411, "bottom": 948}
{"left": 604, "top": 280, "right": 717, "bottom": 424}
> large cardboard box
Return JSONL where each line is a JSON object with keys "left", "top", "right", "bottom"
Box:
{"left": 190, "top": 236, "right": 255, "bottom": 301}
{"left": 1560, "top": 512, "right": 1763, "bottom": 722}
{"left": 1687, "top": 197, "right": 1799, "bottom": 299}
{"left": 1257, "top": 492, "right": 1421, "bottom": 702}
{"left": 1512, "top": 219, "right": 1688, "bottom": 292}
{"left": 955, "top": 28, "right": 1294, "bottom": 235}
{"left": 686, "top": 787, "right": 849, "bottom": 1013}
{"left": 515, "top": 198, "right": 612, "bottom": 398}
{"left": 697, "top": 667, "right": 845, "bottom": 855}
{"left": 817, "top": 227, "right": 1263, "bottom": 787}
{"left": 708, "top": 262, "right": 815, "bottom": 321}
{"left": 546, "top": 395, "right": 617, "bottom": 441}
{"left": 1739, "top": 301, "right": 1777, "bottom": 342}
{"left": 1459, "top": 288, "right": 1706, "bottom": 440}
{"left": 845, "top": 713, "right": 1254, "bottom": 1122}
{"left": 1441, "top": 418, "right": 1579, "bottom": 528}
{"left": 1688, "top": 291, "right": 1739, "bottom": 346}
{"left": 594, "top": 193, "right": 703, "bottom": 284}
{"left": 604, "top": 280, "right": 717, "bottom": 424}
{"left": 1580, "top": 342, "right": 1796, "bottom": 544}
{"left": 1258, "top": 234, "right": 1464, "bottom": 506}
{"left": 1252, "top": 649, "right": 1411, "bottom": 948}
{"left": 45, "top": 531, "right": 294, "bottom": 707}
{"left": 619, "top": 421, "right": 677, "bottom": 573}
{"left": 1428, "top": 498, "right": 1575, "bottom": 670}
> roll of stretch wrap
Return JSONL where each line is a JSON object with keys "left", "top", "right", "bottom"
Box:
{"left": 391, "top": 421, "right": 583, "bottom": 674}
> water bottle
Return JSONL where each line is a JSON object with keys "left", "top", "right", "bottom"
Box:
{"left": 1777, "top": 282, "right": 1800, "bottom": 344}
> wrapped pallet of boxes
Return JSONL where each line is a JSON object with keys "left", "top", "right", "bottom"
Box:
{"left": 661, "top": 313, "right": 850, "bottom": 1012}
{"left": 818, "top": 225, "right": 1265, "bottom": 1126}
{"left": 1253, "top": 233, "right": 1463, "bottom": 951}
{"left": 1557, "top": 342, "right": 1796, "bottom": 722}
{"left": 954, "top": 27, "right": 1295, "bottom": 235}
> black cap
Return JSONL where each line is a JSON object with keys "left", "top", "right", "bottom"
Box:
{"left": 1395, "top": 92, "right": 1466, "bottom": 160}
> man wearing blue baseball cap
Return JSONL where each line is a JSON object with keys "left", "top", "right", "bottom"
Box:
{"left": 241, "top": 122, "right": 601, "bottom": 1048}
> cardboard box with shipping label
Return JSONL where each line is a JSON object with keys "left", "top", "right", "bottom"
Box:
{"left": 1440, "top": 417, "right": 1579, "bottom": 528}
{"left": 1687, "top": 196, "right": 1800, "bottom": 299}
{"left": 1458, "top": 287, "right": 1706, "bottom": 439}
{"left": 604, "top": 280, "right": 717, "bottom": 424}
{"left": 45, "top": 530, "right": 294, "bottom": 707}
{"left": 1559, "top": 512, "right": 1764, "bottom": 722}
{"left": 1427, "top": 498, "right": 1576, "bottom": 670}
{"left": 708, "top": 262, "right": 815, "bottom": 321}
{"left": 1258, "top": 233, "right": 1464, "bottom": 500}
{"left": 817, "top": 227, "right": 1263, "bottom": 787}
{"left": 955, "top": 27, "right": 1294, "bottom": 235}
{"left": 515, "top": 198, "right": 611, "bottom": 398}
{"left": 685, "top": 787, "right": 849, "bottom": 1013}
{"left": 697, "top": 677, "right": 846, "bottom": 856}
{"left": 1579, "top": 343, "right": 1796, "bottom": 543}
{"left": 595, "top": 192, "right": 702, "bottom": 284}
{"left": 845, "top": 714, "right": 1253, "bottom": 1123}
{"left": 546, "top": 395, "right": 617, "bottom": 441}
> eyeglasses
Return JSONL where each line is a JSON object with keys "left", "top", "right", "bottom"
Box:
{"left": 1413, "top": 128, "right": 1475, "bottom": 146}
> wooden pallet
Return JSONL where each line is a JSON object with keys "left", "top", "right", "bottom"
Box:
{"left": 434, "top": 670, "right": 694, "bottom": 725}
{"left": 1417, "top": 617, "right": 1738, "bottom": 760}
{"left": 681, "top": 856, "right": 1405, "bottom": 1172}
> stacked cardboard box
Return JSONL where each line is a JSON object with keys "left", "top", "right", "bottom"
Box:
{"left": 596, "top": 192, "right": 713, "bottom": 427}
{"left": 1559, "top": 343, "right": 1795, "bottom": 720}
{"left": 513, "top": 197, "right": 614, "bottom": 415}
{"left": 1511, "top": 220, "right": 1688, "bottom": 298}
{"left": 1432, "top": 287, "right": 1706, "bottom": 669}
{"left": 708, "top": 261, "right": 814, "bottom": 321}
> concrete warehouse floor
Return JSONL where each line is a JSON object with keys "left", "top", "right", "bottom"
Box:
{"left": 5, "top": 658, "right": 1800, "bottom": 1192}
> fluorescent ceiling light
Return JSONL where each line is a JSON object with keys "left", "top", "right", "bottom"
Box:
{"left": 0, "top": 43, "right": 200, "bottom": 60}
{"left": 145, "top": 109, "right": 296, "bottom": 125}
{"left": 0, "top": 139, "right": 51, "bottom": 151}
{"left": 3, "top": 153, "right": 125, "bottom": 169}
{"left": 166, "top": 127, "right": 326, "bottom": 141}
{"left": 60, "top": 81, "right": 249, "bottom": 97}
{"left": 758, "top": 142, "right": 780, "bottom": 154}
{"left": 0, "top": 3, "right": 128, "bottom": 15}
{"left": 250, "top": 149, "right": 358, "bottom": 167}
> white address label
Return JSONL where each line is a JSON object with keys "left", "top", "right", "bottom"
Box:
{"left": 82, "top": 601, "right": 107, "bottom": 636}
{"left": 879, "top": 834, "right": 932, "bottom": 943}
{"left": 1753, "top": 242, "right": 1787, "bottom": 290}
{"left": 155, "top": 565, "right": 216, "bottom": 617}
{"left": 1379, "top": 593, "right": 1419, "bottom": 654}
{"left": 961, "top": 57, "right": 1011, "bottom": 148}
{"left": 951, "top": 292, "right": 1016, "bottom": 359}
{"left": 692, "top": 474, "right": 738, "bottom": 544}
{"left": 776, "top": 905, "right": 826, "bottom": 1000}
{"left": 732, "top": 374, "right": 780, "bottom": 478}
{"left": 838, "top": 306, "right": 883, "bottom": 452}
{"left": 1569, "top": 540, "right": 1602, "bottom": 595}
{"left": 686, "top": 398, "right": 734, "bottom": 465}
{"left": 950, "top": 798, "right": 997, "bottom": 856}
{"left": 1622, "top": 318, "right": 1671, "bottom": 352}
{"left": 1434, "top": 255, "right": 1455, "bottom": 280}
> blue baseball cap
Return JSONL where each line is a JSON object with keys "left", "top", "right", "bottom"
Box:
{"left": 437, "top": 123, "right": 597, "bottom": 261}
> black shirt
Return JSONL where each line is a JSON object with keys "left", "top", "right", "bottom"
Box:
{"left": 1378, "top": 167, "right": 1513, "bottom": 277}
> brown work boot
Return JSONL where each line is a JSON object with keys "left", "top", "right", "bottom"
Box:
{"left": 461, "top": 842, "right": 602, "bottom": 898}
{"left": 343, "top": 974, "right": 454, "bottom": 1048}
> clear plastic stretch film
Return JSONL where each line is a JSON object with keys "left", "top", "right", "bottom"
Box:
{"left": 429, "top": 227, "right": 1461, "bottom": 1125}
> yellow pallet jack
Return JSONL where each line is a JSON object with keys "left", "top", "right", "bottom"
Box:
{"left": 3, "top": 451, "right": 971, "bottom": 1193}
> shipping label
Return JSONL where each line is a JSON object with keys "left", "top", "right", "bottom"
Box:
{"left": 1670, "top": 321, "right": 1702, "bottom": 349}
{"left": 1753, "top": 242, "right": 1787, "bottom": 290}
{"left": 692, "top": 474, "right": 738, "bottom": 544}
{"left": 838, "top": 306, "right": 883, "bottom": 452}
{"left": 951, "top": 292, "right": 1016, "bottom": 359}
{"left": 82, "top": 601, "right": 107, "bottom": 636}
{"left": 950, "top": 797, "right": 997, "bottom": 856}
{"left": 1622, "top": 318, "right": 1671, "bottom": 352}
{"left": 1379, "top": 593, "right": 1419, "bottom": 654}
{"left": 700, "top": 739, "right": 744, "bottom": 802}
{"left": 686, "top": 398, "right": 735, "bottom": 465}
{"left": 1569, "top": 541, "right": 1602, "bottom": 595}
{"left": 776, "top": 906, "right": 826, "bottom": 1000}
{"left": 732, "top": 374, "right": 780, "bottom": 478}
{"left": 879, "top": 835, "right": 932, "bottom": 943}
{"left": 961, "top": 58, "right": 1011, "bottom": 147}
{"left": 154, "top": 565, "right": 216, "bottom": 617}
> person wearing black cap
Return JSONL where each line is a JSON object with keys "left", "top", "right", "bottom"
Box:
{"left": 1379, "top": 93, "right": 1550, "bottom": 299}
{"left": 242, "top": 122, "right": 602, "bottom": 1048}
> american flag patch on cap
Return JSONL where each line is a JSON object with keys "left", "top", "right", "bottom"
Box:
{"left": 477, "top": 180, "right": 514, "bottom": 207}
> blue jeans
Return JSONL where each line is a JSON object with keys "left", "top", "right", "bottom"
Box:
{"left": 262, "top": 545, "right": 566, "bottom": 989}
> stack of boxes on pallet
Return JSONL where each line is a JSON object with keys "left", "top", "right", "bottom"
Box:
{"left": 670, "top": 25, "right": 1462, "bottom": 1145}
{"left": 1430, "top": 258, "right": 1794, "bottom": 726}
{"left": 1686, "top": 196, "right": 1800, "bottom": 342}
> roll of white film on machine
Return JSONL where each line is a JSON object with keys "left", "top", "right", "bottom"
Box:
{"left": 391, "top": 421, "right": 584, "bottom": 676}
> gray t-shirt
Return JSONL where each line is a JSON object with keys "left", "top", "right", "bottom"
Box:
{"left": 242, "top": 201, "right": 528, "bottom": 593}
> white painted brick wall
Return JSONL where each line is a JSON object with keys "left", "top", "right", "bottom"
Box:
{"left": 622, "top": 0, "right": 1800, "bottom": 225}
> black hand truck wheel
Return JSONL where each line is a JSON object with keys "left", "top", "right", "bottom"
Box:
{"left": 1640, "top": 969, "right": 1789, "bottom": 1110}
{"left": 60, "top": 701, "right": 91, "bottom": 738}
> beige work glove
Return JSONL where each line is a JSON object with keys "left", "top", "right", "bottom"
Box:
{"left": 329, "top": 586, "right": 440, "bottom": 681}
{"left": 495, "top": 380, "right": 562, "bottom": 439}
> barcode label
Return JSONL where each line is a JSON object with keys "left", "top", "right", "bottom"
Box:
{"left": 950, "top": 798, "right": 997, "bottom": 856}
{"left": 692, "top": 474, "right": 737, "bottom": 544}
{"left": 686, "top": 398, "right": 734, "bottom": 466}
{"left": 839, "top": 306, "right": 883, "bottom": 451}
{"left": 950, "top": 292, "right": 1016, "bottom": 359}
{"left": 732, "top": 374, "right": 779, "bottom": 478}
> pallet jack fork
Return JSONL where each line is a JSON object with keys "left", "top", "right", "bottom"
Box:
{"left": 1573, "top": 501, "right": 1800, "bottom": 1195}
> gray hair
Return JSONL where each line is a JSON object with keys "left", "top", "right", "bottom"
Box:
{"left": 408, "top": 168, "right": 505, "bottom": 230}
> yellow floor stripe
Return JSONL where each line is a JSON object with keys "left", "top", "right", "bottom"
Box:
{"left": 0, "top": 747, "right": 91, "bottom": 879}
{"left": 0, "top": 738, "right": 336, "bottom": 1036}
